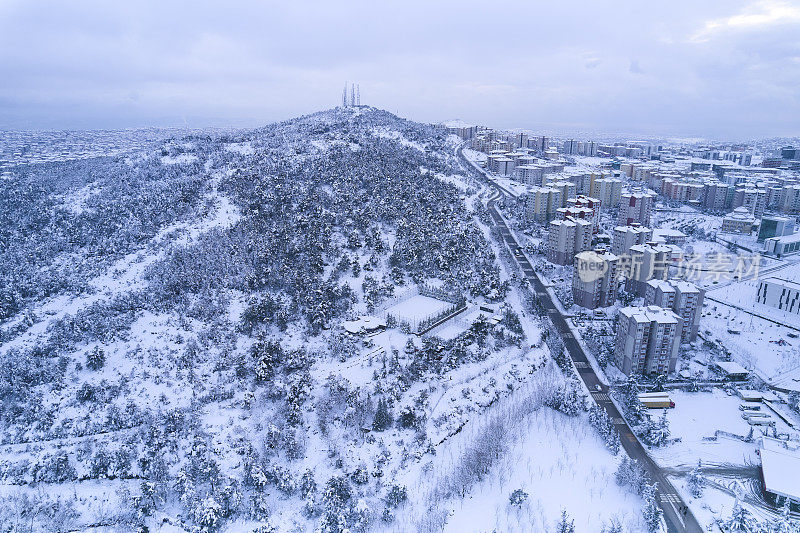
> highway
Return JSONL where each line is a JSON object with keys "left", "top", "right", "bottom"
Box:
{"left": 458, "top": 144, "right": 703, "bottom": 533}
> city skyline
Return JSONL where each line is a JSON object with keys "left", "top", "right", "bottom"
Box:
{"left": 1, "top": 0, "right": 799, "bottom": 138}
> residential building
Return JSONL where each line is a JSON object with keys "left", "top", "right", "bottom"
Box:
{"left": 612, "top": 225, "right": 652, "bottom": 256}
{"left": 590, "top": 178, "right": 623, "bottom": 208}
{"left": 515, "top": 165, "right": 545, "bottom": 186}
{"left": 547, "top": 217, "right": 593, "bottom": 265}
{"left": 732, "top": 187, "right": 767, "bottom": 217}
{"left": 645, "top": 279, "right": 704, "bottom": 342}
{"left": 563, "top": 139, "right": 579, "bottom": 155}
{"left": 651, "top": 229, "right": 687, "bottom": 246}
{"left": 778, "top": 184, "right": 800, "bottom": 214}
{"left": 619, "top": 189, "right": 656, "bottom": 226}
{"left": 702, "top": 181, "right": 732, "bottom": 212}
{"left": 616, "top": 305, "right": 682, "bottom": 375}
{"left": 486, "top": 154, "right": 515, "bottom": 175}
{"left": 626, "top": 242, "right": 672, "bottom": 296}
{"left": 522, "top": 186, "right": 563, "bottom": 222}
{"left": 572, "top": 250, "right": 619, "bottom": 309}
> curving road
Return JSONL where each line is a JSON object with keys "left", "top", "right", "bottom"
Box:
{"left": 458, "top": 144, "right": 703, "bottom": 533}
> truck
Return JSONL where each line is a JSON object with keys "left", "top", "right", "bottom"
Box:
{"left": 747, "top": 416, "right": 775, "bottom": 427}
{"left": 741, "top": 411, "right": 770, "bottom": 420}
{"left": 739, "top": 402, "right": 761, "bottom": 412}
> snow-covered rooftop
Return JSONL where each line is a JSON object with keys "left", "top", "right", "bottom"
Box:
{"left": 760, "top": 437, "right": 800, "bottom": 501}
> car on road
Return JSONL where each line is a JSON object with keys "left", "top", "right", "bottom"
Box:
{"left": 594, "top": 384, "right": 602, "bottom": 392}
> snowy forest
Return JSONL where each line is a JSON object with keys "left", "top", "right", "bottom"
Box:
{"left": 1, "top": 108, "right": 651, "bottom": 532}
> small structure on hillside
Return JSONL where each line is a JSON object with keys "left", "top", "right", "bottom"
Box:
{"left": 343, "top": 316, "right": 387, "bottom": 335}
{"left": 714, "top": 361, "right": 749, "bottom": 381}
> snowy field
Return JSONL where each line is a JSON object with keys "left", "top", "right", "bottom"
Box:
{"left": 651, "top": 390, "right": 762, "bottom": 469}
{"left": 441, "top": 409, "right": 645, "bottom": 533}
{"left": 383, "top": 294, "right": 453, "bottom": 325}
{"left": 701, "top": 299, "right": 800, "bottom": 381}
{"left": 386, "top": 370, "right": 646, "bottom": 533}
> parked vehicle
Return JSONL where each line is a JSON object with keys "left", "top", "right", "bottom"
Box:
{"left": 641, "top": 399, "right": 675, "bottom": 409}
{"left": 739, "top": 403, "right": 761, "bottom": 411}
{"left": 747, "top": 417, "right": 775, "bottom": 427}
{"left": 742, "top": 411, "right": 770, "bottom": 420}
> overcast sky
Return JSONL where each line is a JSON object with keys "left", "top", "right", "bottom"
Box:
{"left": 1, "top": 0, "right": 799, "bottom": 139}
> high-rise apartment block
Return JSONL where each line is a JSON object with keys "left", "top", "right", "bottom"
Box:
{"left": 619, "top": 189, "right": 656, "bottom": 226}
{"left": 644, "top": 279, "right": 704, "bottom": 342}
{"left": 616, "top": 305, "right": 682, "bottom": 375}
{"left": 547, "top": 217, "right": 593, "bottom": 265}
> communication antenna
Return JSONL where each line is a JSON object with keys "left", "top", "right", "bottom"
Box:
{"left": 357, "top": 84, "right": 361, "bottom": 106}
{"left": 342, "top": 83, "right": 348, "bottom": 107}
{"left": 351, "top": 83, "right": 356, "bottom": 107}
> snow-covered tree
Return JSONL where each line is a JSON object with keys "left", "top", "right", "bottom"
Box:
{"left": 554, "top": 509, "right": 575, "bottom": 533}
{"left": 641, "top": 483, "right": 663, "bottom": 532}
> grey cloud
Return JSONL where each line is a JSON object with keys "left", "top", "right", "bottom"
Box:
{"left": 0, "top": 0, "right": 797, "bottom": 138}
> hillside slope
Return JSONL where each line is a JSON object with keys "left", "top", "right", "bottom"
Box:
{"left": 0, "top": 108, "right": 641, "bottom": 532}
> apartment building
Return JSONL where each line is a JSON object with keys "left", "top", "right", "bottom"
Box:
{"left": 616, "top": 305, "right": 682, "bottom": 375}
{"left": 572, "top": 250, "right": 619, "bottom": 309}
{"left": 612, "top": 225, "right": 653, "bottom": 256}
{"left": 547, "top": 217, "right": 593, "bottom": 265}
{"left": 732, "top": 187, "right": 767, "bottom": 217}
{"left": 522, "top": 186, "right": 563, "bottom": 222}
{"left": 515, "top": 165, "right": 545, "bottom": 186}
{"left": 702, "top": 181, "right": 732, "bottom": 212}
{"left": 625, "top": 242, "right": 673, "bottom": 296}
{"left": 618, "top": 189, "right": 656, "bottom": 226}
{"left": 590, "top": 178, "right": 623, "bottom": 208}
{"left": 778, "top": 184, "right": 800, "bottom": 214}
{"left": 644, "top": 279, "right": 704, "bottom": 342}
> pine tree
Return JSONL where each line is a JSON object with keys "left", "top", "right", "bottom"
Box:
{"left": 687, "top": 460, "right": 704, "bottom": 498}
{"left": 642, "top": 483, "right": 662, "bottom": 532}
{"left": 554, "top": 509, "right": 575, "bottom": 533}
{"left": 86, "top": 346, "right": 106, "bottom": 371}
{"left": 372, "top": 398, "right": 393, "bottom": 431}
{"left": 723, "top": 499, "right": 757, "bottom": 533}
{"left": 771, "top": 499, "right": 800, "bottom": 533}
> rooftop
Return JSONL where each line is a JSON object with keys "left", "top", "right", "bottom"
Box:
{"left": 761, "top": 277, "right": 800, "bottom": 291}
{"left": 760, "top": 437, "right": 800, "bottom": 501}
{"left": 619, "top": 305, "right": 680, "bottom": 324}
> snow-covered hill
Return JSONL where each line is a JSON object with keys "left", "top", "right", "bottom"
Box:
{"left": 0, "top": 107, "right": 643, "bottom": 532}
